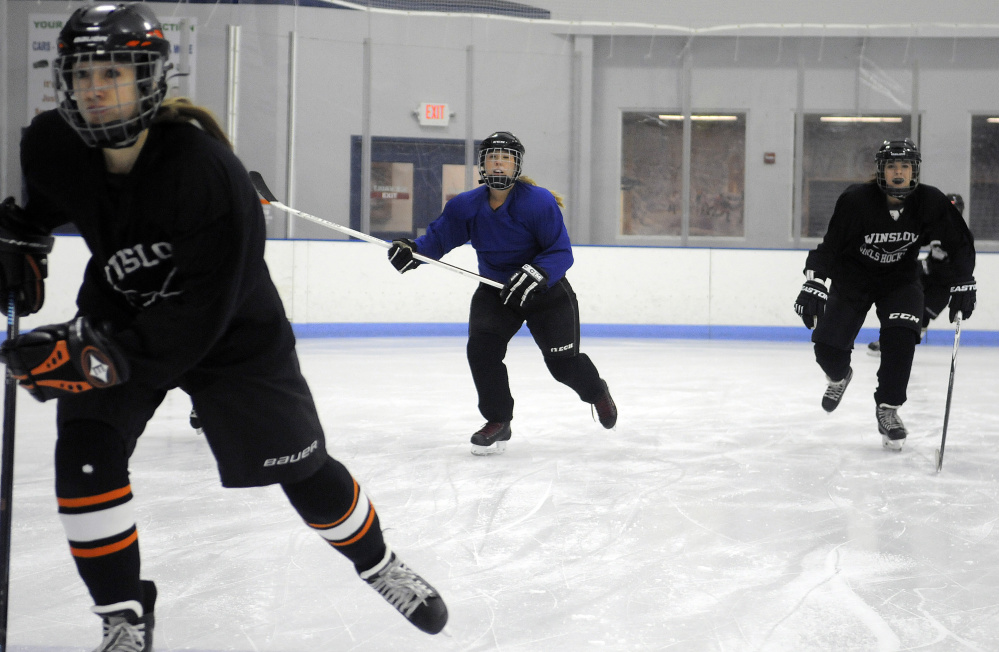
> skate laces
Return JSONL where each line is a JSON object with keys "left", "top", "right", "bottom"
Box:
{"left": 824, "top": 376, "right": 849, "bottom": 401}
{"left": 877, "top": 405, "right": 904, "bottom": 432}
{"left": 475, "top": 422, "right": 508, "bottom": 440}
{"left": 365, "top": 556, "right": 435, "bottom": 617}
{"left": 94, "top": 614, "right": 145, "bottom": 652}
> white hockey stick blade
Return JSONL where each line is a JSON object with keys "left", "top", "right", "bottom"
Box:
{"left": 248, "top": 172, "right": 503, "bottom": 289}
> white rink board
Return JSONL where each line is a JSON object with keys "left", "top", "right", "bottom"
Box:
{"left": 23, "top": 236, "right": 999, "bottom": 337}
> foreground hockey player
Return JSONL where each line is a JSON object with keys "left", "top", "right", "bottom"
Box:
{"left": 794, "top": 139, "right": 977, "bottom": 451}
{"left": 0, "top": 4, "right": 446, "bottom": 649}
{"left": 867, "top": 193, "right": 965, "bottom": 355}
{"left": 387, "top": 131, "right": 617, "bottom": 455}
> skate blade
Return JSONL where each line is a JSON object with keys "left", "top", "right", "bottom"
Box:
{"left": 471, "top": 441, "right": 507, "bottom": 456}
{"left": 881, "top": 435, "right": 905, "bottom": 451}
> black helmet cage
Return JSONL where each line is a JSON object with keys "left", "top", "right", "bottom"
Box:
{"left": 54, "top": 3, "right": 171, "bottom": 149}
{"left": 875, "top": 138, "right": 921, "bottom": 199}
{"left": 478, "top": 131, "right": 525, "bottom": 190}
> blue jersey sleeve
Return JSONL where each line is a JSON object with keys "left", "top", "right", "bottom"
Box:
{"left": 525, "top": 189, "right": 573, "bottom": 285}
{"left": 413, "top": 189, "right": 481, "bottom": 260}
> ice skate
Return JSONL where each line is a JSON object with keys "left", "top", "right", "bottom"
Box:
{"left": 91, "top": 580, "right": 156, "bottom": 652}
{"left": 877, "top": 403, "right": 908, "bottom": 451}
{"left": 359, "top": 547, "right": 448, "bottom": 635}
{"left": 821, "top": 367, "right": 853, "bottom": 412}
{"left": 867, "top": 341, "right": 881, "bottom": 357}
{"left": 591, "top": 380, "right": 618, "bottom": 429}
{"left": 470, "top": 421, "right": 512, "bottom": 455}
{"left": 189, "top": 408, "right": 203, "bottom": 435}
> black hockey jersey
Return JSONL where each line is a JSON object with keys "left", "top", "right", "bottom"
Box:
{"left": 20, "top": 109, "right": 295, "bottom": 390}
{"left": 805, "top": 181, "right": 975, "bottom": 290}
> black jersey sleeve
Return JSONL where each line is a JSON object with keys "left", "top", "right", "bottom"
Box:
{"left": 20, "top": 110, "right": 99, "bottom": 234}
{"left": 920, "top": 188, "right": 976, "bottom": 281}
{"left": 803, "top": 183, "right": 867, "bottom": 280}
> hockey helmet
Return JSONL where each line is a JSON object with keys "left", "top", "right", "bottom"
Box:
{"left": 875, "top": 138, "right": 921, "bottom": 199}
{"left": 478, "top": 131, "right": 525, "bottom": 191}
{"left": 946, "top": 193, "right": 965, "bottom": 215}
{"left": 54, "top": 3, "right": 171, "bottom": 148}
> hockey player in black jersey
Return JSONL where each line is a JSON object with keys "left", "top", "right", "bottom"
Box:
{"left": 794, "top": 139, "right": 977, "bottom": 451}
{"left": 867, "top": 192, "right": 965, "bottom": 355}
{"left": 0, "top": 4, "right": 446, "bottom": 649}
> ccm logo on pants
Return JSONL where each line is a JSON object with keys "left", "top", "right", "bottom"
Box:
{"left": 889, "top": 312, "right": 920, "bottom": 324}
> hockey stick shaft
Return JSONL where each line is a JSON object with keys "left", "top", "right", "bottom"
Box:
{"left": 0, "top": 294, "right": 20, "bottom": 651}
{"left": 936, "top": 312, "right": 962, "bottom": 473}
{"left": 248, "top": 172, "right": 504, "bottom": 290}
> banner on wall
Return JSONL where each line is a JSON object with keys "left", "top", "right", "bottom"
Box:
{"left": 27, "top": 14, "right": 198, "bottom": 122}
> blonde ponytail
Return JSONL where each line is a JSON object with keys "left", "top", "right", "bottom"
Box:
{"left": 153, "top": 97, "right": 232, "bottom": 149}
{"left": 519, "top": 175, "right": 565, "bottom": 209}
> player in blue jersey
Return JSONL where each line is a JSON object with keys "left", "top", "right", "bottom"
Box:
{"left": 387, "top": 131, "right": 617, "bottom": 455}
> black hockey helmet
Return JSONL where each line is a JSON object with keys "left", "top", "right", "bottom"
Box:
{"left": 54, "top": 3, "right": 171, "bottom": 148}
{"left": 478, "top": 131, "right": 525, "bottom": 190}
{"left": 875, "top": 138, "right": 921, "bottom": 199}
{"left": 946, "top": 193, "right": 965, "bottom": 215}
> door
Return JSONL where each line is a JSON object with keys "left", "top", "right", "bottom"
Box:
{"left": 350, "top": 136, "right": 474, "bottom": 240}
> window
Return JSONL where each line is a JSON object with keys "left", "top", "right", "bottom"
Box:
{"left": 970, "top": 116, "right": 999, "bottom": 241}
{"left": 800, "top": 115, "right": 913, "bottom": 238}
{"left": 621, "top": 112, "right": 745, "bottom": 237}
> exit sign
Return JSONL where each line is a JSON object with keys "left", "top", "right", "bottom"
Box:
{"left": 417, "top": 103, "right": 451, "bottom": 127}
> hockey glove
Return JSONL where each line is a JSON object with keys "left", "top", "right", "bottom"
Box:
{"left": 0, "top": 197, "right": 54, "bottom": 317}
{"left": 0, "top": 316, "right": 129, "bottom": 402}
{"left": 949, "top": 278, "right": 976, "bottom": 322}
{"left": 794, "top": 277, "right": 828, "bottom": 329}
{"left": 387, "top": 238, "right": 422, "bottom": 273}
{"left": 500, "top": 264, "right": 548, "bottom": 308}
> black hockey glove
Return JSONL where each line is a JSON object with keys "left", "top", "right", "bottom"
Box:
{"left": 0, "top": 316, "right": 129, "bottom": 402}
{"left": 0, "top": 197, "right": 54, "bottom": 317}
{"left": 949, "top": 278, "right": 976, "bottom": 322}
{"left": 387, "top": 238, "right": 422, "bottom": 273}
{"left": 500, "top": 263, "right": 548, "bottom": 308}
{"left": 794, "top": 277, "right": 828, "bottom": 329}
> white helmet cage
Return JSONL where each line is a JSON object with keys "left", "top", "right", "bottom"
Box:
{"left": 54, "top": 50, "right": 168, "bottom": 149}
{"left": 477, "top": 131, "right": 525, "bottom": 190}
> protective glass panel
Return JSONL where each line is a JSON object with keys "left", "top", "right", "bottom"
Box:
{"left": 370, "top": 161, "right": 414, "bottom": 234}
{"left": 970, "top": 116, "right": 999, "bottom": 241}
{"left": 621, "top": 112, "right": 745, "bottom": 237}
{"left": 442, "top": 164, "right": 469, "bottom": 210}
{"left": 801, "top": 115, "right": 912, "bottom": 238}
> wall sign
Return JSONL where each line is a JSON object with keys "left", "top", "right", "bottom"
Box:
{"left": 416, "top": 103, "right": 451, "bottom": 127}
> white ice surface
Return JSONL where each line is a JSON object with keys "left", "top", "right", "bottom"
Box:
{"left": 5, "top": 336, "right": 999, "bottom": 652}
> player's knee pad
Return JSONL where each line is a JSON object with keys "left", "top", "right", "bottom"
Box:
{"left": 879, "top": 326, "right": 919, "bottom": 352}
{"left": 467, "top": 334, "right": 507, "bottom": 367}
{"left": 281, "top": 457, "right": 356, "bottom": 524}
{"left": 55, "top": 420, "right": 130, "bottom": 497}
{"left": 814, "top": 342, "right": 850, "bottom": 379}
{"left": 545, "top": 354, "right": 582, "bottom": 385}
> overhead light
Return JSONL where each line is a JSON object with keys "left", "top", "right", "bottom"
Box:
{"left": 657, "top": 114, "right": 739, "bottom": 121}
{"left": 819, "top": 116, "right": 903, "bottom": 123}
{"left": 987, "top": 118, "right": 999, "bottom": 123}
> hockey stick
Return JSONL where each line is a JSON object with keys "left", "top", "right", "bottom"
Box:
{"left": 0, "top": 294, "right": 20, "bottom": 651}
{"left": 935, "top": 311, "right": 962, "bottom": 473}
{"left": 248, "top": 172, "right": 504, "bottom": 290}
